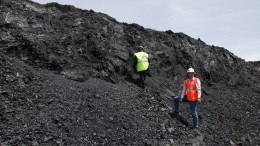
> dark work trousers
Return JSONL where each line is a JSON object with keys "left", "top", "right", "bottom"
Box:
{"left": 138, "top": 71, "right": 146, "bottom": 88}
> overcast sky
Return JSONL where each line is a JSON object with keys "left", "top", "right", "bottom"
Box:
{"left": 33, "top": 0, "right": 260, "bottom": 61}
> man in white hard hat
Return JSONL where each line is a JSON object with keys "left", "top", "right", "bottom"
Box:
{"left": 172, "top": 68, "right": 202, "bottom": 129}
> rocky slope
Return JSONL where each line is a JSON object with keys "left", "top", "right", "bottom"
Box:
{"left": 0, "top": 0, "right": 259, "bottom": 145}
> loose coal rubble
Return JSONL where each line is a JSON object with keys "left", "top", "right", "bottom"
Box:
{"left": 0, "top": 0, "right": 259, "bottom": 145}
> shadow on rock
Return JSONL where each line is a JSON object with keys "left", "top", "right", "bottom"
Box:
{"left": 125, "top": 74, "right": 143, "bottom": 88}
{"left": 170, "top": 112, "right": 190, "bottom": 127}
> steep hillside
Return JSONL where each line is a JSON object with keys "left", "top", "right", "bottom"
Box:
{"left": 0, "top": 0, "right": 259, "bottom": 145}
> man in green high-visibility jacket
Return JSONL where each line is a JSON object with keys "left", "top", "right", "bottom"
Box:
{"left": 134, "top": 45, "right": 150, "bottom": 88}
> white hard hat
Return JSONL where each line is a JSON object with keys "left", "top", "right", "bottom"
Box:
{"left": 187, "top": 68, "right": 195, "bottom": 73}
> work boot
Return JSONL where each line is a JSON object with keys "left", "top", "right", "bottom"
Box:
{"left": 171, "top": 111, "right": 179, "bottom": 117}
{"left": 191, "top": 128, "right": 201, "bottom": 136}
{"left": 140, "top": 83, "right": 145, "bottom": 89}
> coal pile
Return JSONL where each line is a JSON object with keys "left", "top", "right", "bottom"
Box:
{"left": 0, "top": 0, "right": 259, "bottom": 145}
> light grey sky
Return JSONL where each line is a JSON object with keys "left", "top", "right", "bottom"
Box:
{"left": 33, "top": 0, "right": 260, "bottom": 61}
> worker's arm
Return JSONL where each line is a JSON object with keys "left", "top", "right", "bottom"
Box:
{"left": 196, "top": 79, "right": 202, "bottom": 99}
{"left": 133, "top": 56, "right": 137, "bottom": 72}
{"left": 180, "top": 82, "right": 186, "bottom": 99}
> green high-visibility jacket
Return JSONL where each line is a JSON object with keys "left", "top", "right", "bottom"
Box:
{"left": 134, "top": 52, "right": 149, "bottom": 72}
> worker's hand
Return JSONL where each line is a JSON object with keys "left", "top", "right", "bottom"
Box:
{"left": 197, "top": 99, "right": 202, "bottom": 103}
{"left": 180, "top": 98, "right": 183, "bottom": 102}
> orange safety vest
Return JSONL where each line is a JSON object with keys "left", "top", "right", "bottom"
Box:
{"left": 184, "top": 77, "right": 199, "bottom": 101}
